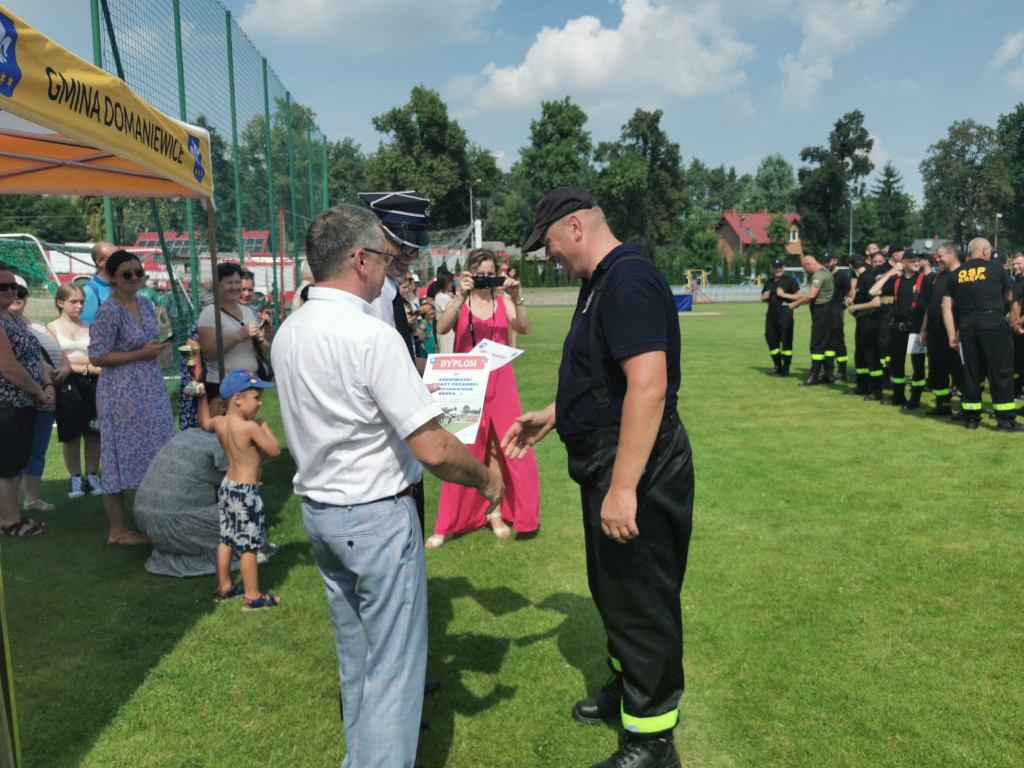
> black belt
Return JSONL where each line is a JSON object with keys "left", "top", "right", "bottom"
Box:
{"left": 367, "top": 485, "right": 416, "bottom": 506}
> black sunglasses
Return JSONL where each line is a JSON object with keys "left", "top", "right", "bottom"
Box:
{"left": 118, "top": 269, "right": 147, "bottom": 280}
{"left": 0, "top": 283, "right": 19, "bottom": 292}
{"left": 16, "top": 288, "right": 27, "bottom": 299}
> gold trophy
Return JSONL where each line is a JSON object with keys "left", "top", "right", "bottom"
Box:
{"left": 178, "top": 344, "right": 205, "bottom": 396}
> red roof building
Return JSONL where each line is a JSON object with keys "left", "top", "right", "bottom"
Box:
{"left": 715, "top": 210, "right": 803, "bottom": 264}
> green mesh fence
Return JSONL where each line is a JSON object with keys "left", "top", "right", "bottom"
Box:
{"left": 91, "top": 0, "right": 330, "bottom": 376}
{"left": 0, "top": 238, "right": 59, "bottom": 297}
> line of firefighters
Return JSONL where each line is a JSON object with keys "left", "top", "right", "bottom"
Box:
{"left": 761, "top": 238, "right": 1024, "bottom": 432}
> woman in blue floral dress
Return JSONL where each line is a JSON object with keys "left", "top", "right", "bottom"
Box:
{"left": 88, "top": 251, "right": 175, "bottom": 545}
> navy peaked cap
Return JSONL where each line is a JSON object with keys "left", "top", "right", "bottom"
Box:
{"left": 358, "top": 190, "right": 431, "bottom": 248}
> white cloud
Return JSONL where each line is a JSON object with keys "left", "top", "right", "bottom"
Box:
{"left": 989, "top": 29, "right": 1024, "bottom": 91}
{"left": 777, "top": 0, "right": 909, "bottom": 111}
{"left": 989, "top": 29, "right": 1024, "bottom": 72}
{"left": 237, "top": 0, "right": 501, "bottom": 48}
{"left": 460, "top": 0, "right": 755, "bottom": 115}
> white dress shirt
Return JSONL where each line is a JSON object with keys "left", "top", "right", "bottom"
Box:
{"left": 271, "top": 286, "right": 441, "bottom": 506}
{"left": 368, "top": 276, "right": 398, "bottom": 327}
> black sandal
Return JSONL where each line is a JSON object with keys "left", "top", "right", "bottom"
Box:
{"left": 1, "top": 516, "right": 46, "bottom": 537}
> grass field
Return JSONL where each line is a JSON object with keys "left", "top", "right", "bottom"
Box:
{"left": 4, "top": 302, "right": 1023, "bottom": 767}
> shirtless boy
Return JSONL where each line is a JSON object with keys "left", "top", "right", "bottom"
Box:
{"left": 196, "top": 369, "right": 282, "bottom": 610}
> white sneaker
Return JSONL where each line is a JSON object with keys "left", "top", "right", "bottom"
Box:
{"left": 85, "top": 474, "right": 102, "bottom": 496}
{"left": 68, "top": 475, "right": 84, "bottom": 499}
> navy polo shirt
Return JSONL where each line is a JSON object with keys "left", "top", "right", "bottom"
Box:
{"left": 555, "top": 243, "right": 681, "bottom": 445}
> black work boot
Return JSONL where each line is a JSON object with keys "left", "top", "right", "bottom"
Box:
{"left": 779, "top": 356, "right": 791, "bottom": 377}
{"left": 765, "top": 353, "right": 782, "bottom": 376}
{"left": 997, "top": 418, "right": 1024, "bottom": 433}
{"left": 590, "top": 733, "right": 681, "bottom": 768}
{"left": 799, "top": 361, "right": 822, "bottom": 387}
{"left": 835, "top": 361, "right": 848, "bottom": 381}
{"left": 882, "top": 384, "right": 906, "bottom": 406}
{"left": 572, "top": 674, "right": 623, "bottom": 725}
{"left": 925, "top": 395, "right": 952, "bottom": 416}
{"left": 820, "top": 358, "right": 835, "bottom": 385}
{"left": 902, "top": 386, "right": 923, "bottom": 411}
{"left": 863, "top": 376, "right": 884, "bottom": 401}
{"left": 844, "top": 372, "right": 869, "bottom": 395}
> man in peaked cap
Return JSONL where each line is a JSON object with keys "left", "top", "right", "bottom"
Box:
{"left": 359, "top": 190, "right": 445, "bottom": 708}
{"left": 505, "top": 186, "right": 693, "bottom": 768}
{"left": 360, "top": 190, "right": 432, "bottom": 361}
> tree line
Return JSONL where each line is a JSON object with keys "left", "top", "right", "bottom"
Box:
{"left": 2, "top": 88, "right": 1022, "bottom": 279}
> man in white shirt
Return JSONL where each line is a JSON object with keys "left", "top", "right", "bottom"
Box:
{"left": 272, "top": 203, "right": 502, "bottom": 768}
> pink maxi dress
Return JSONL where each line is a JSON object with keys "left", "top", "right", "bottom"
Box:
{"left": 434, "top": 297, "right": 540, "bottom": 536}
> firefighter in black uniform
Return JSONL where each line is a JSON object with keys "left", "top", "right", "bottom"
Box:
{"left": 508, "top": 187, "right": 693, "bottom": 768}
{"left": 761, "top": 258, "right": 801, "bottom": 376}
{"left": 1008, "top": 253, "right": 1024, "bottom": 398}
{"left": 788, "top": 254, "right": 835, "bottom": 386}
{"left": 878, "top": 249, "right": 928, "bottom": 409}
{"left": 845, "top": 255, "right": 883, "bottom": 399}
{"left": 871, "top": 244, "right": 905, "bottom": 378}
{"left": 942, "top": 237, "right": 1024, "bottom": 432}
{"left": 919, "top": 243, "right": 964, "bottom": 416}
{"left": 823, "top": 251, "right": 852, "bottom": 380}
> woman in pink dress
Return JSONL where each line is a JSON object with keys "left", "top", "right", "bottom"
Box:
{"left": 426, "top": 249, "right": 539, "bottom": 548}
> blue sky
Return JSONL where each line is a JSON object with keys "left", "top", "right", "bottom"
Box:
{"left": 10, "top": 0, "right": 1024, "bottom": 207}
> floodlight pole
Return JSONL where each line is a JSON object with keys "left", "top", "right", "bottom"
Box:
{"left": 468, "top": 178, "right": 481, "bottom": 251}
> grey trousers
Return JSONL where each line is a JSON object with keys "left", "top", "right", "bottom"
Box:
{"left": 303, "top": 494, "right": 427, "bottom": 768}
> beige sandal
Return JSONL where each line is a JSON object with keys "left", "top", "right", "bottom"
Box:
{"left": 23, "top": 499, "right": 55, "bottom": 513}
{"left": 486, "top": 511, "right": 510, "bottom": 539}
{"left": 425, "top": 534, "right": 447, "bottom": 549}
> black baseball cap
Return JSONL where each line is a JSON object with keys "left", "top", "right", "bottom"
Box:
{"left": 889, "top": 243, "right": 906, "bottom": 254}
{"left": 902, "top": 248, "right": 921, "bottom": 260}
{"left": 821, "top": 250, "right": 837, "bottom": 263}
{"left": 522, "top": 186, "right": 598, "bottom": 253}
{"left": 771, "top": 258, "right": 785, "bottom": 268}
{"left": 358, "top": 191, "right": 431, "bottom": 249}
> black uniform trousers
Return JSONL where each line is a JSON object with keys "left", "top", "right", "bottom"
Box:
{"left": 1013, "top": 333, "right": 1024, "bottom": 396}
{"left": 888, "top": 327, "right": 926, "bottom": 388}
{"left": 566, "top": 412, "right": 693, "bottom": 733}
{"left": 925, "top": 312, "right": 962, "bottom": 397}
{"left": 764, "top": 307, "right": 794, "bottom": 357}
{"left": 809, "top": 304, "right": 831, "bottom": 361}
{"left": 876, "top": 307, "right": 894, "bottom": 366}
{"left": 958, "top": 312, "right": 1016, "bottom": 417}
{"left": 854, "top": 313, "right": 883, "bottom": 379}
{"left": 825, "top": 303, "right": 847, "bottom": 362}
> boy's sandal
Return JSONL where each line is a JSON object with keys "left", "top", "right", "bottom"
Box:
{"left": 425, "top": 535, "right": 447, "bottom": 549}
{"left": 242, "top": 593, "right": 281, "bottom": 611}
{"left": 485, "top": 511, "right": 511, "bottom": 539}
{"left": 1, "top": 516, "right": 46, "bottom": 537}
{"left": 23, "top": 499, "right": 55, "bottom": 513}
{"left": 213, "top": 584, "right": 246, "bottom": 603}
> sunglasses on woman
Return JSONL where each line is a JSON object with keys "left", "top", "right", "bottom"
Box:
{"left": 118, "top": 269, "right": 147, "bottom": 280}
{"left": 15, "top": 288, "right": 27, "bottom": 299}
{"left": 0, "top": 283, "right": 19, "bottom": 292}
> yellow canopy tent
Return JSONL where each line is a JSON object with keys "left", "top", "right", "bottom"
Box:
{"left": 0, "top": 6, "right": 213, "bottom": 199}
{"left": 0, "top": 8, "right": 225, "bottom": 765}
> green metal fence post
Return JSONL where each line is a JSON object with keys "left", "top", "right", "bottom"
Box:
{"left": 263, "top": 59, "right": 279, "bottom": 316}
{"left": 307, "top": 117, "right": 316, "bottom": 216}
{"left": 173, "top": 0, "right": 199, "bottom": 306}
{"left": 226, "top": 11, "right": 245, "bottom": 266}
{"left": 322, "top": 137, "right": 329, "bottom": 210}
{"left": 286, "top": 92, "right": 298, "bottom": 290}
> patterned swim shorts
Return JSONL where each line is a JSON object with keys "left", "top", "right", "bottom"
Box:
{"left": 218, "top": 478, "right": 265, "bottom": 553}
